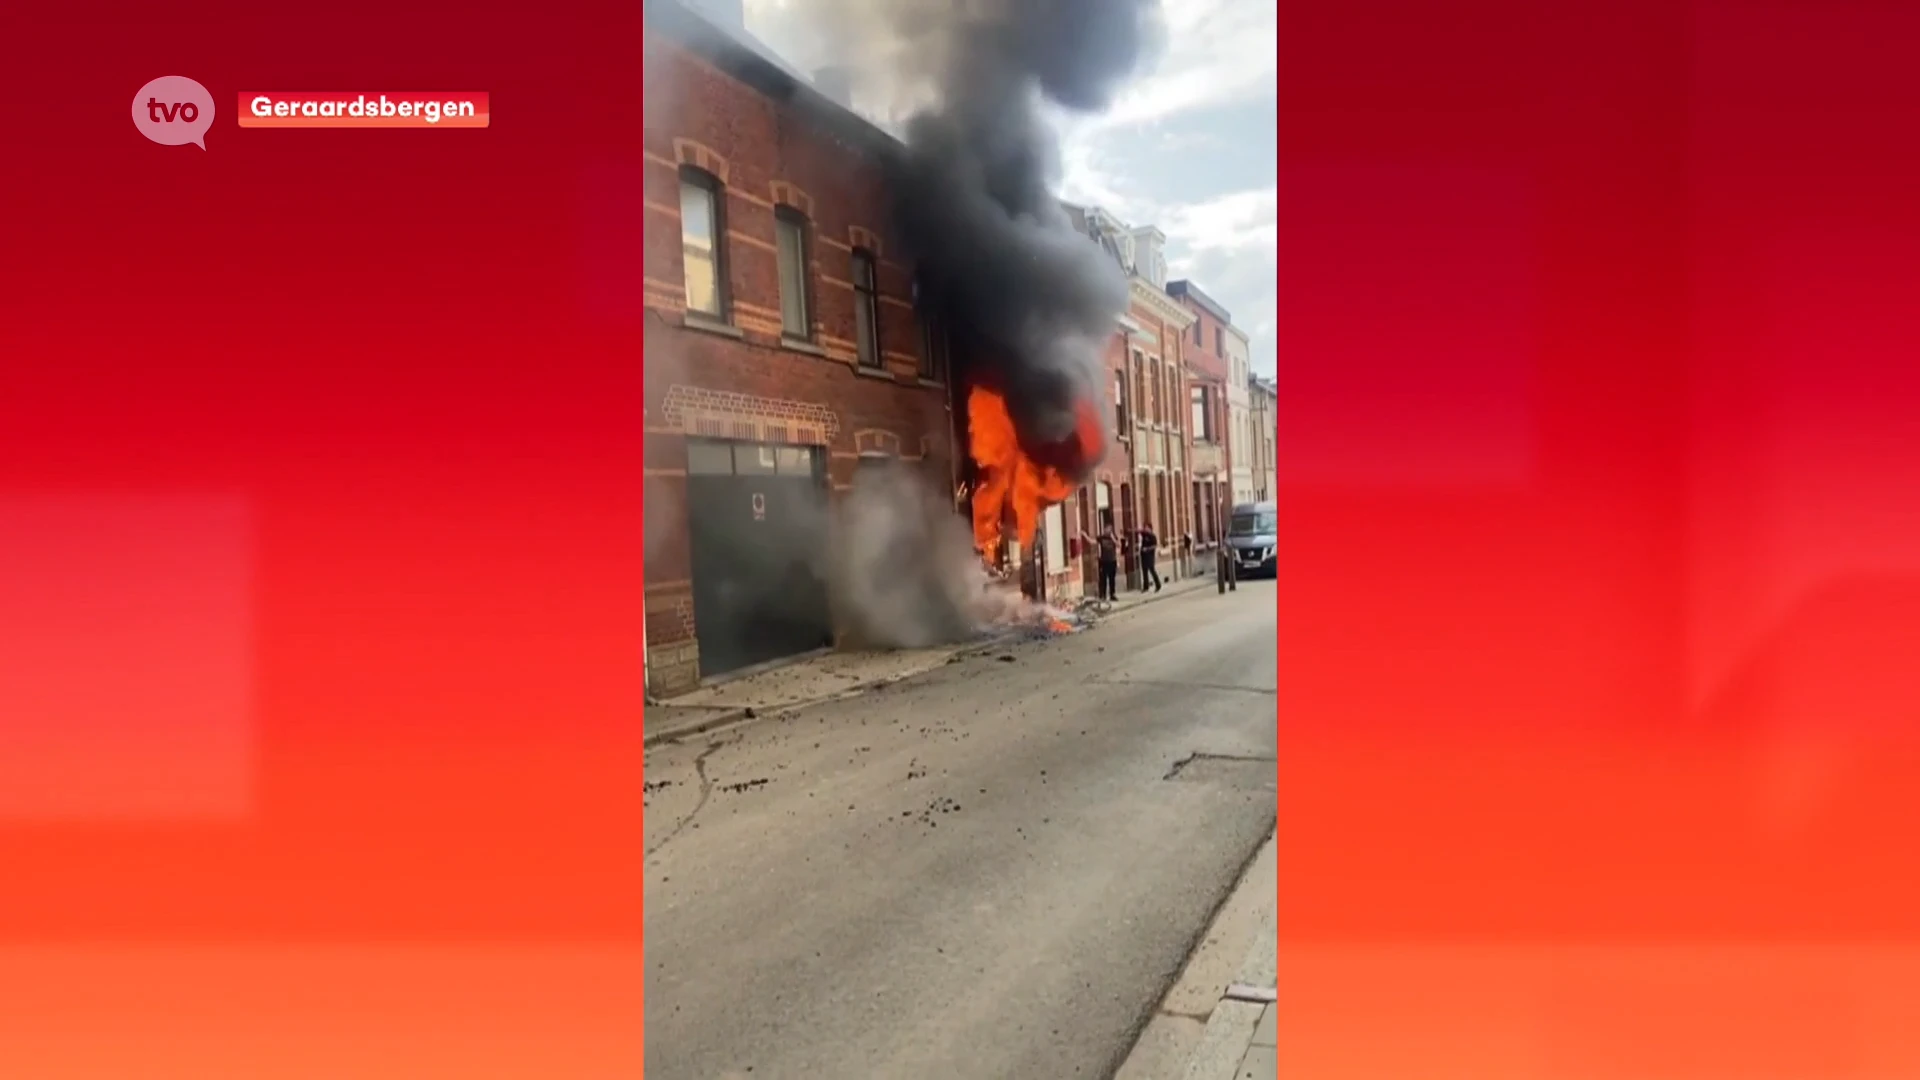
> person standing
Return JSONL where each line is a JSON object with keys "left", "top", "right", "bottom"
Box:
{"left": 1138, "top": 522, "right": 1162, "bottom": 592}
{"left": 1083, "top": 522, "right": 1120, "bottom": 602}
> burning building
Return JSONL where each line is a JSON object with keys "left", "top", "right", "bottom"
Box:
{"left": 866, "top": 0, "right": 1182, "bottom": 604}
{"left": 643, "top": 0, "right": 1179, "bottom": 695}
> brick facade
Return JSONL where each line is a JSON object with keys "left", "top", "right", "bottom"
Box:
{"left": 1053, "top": 211, "right": 1202, "bottom": 592}
{"left": 1169, "top": 280, "right": 1234, "bottom": 551}
{"left": 643, "top": 10, "right": 956, "bottom": 693}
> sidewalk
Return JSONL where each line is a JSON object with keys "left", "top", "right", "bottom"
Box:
{"left": 1116, "top": 832, "right": 1277, "bottom": 1080}
{"left": 1179, "top": 916, "right": 1277, "bottom": 1080}
{"left": 1099, "top": 569, "right": 1219, "bottom": 616}
{"left": 643, "top": 570, "right": 1227, "bottom": 746}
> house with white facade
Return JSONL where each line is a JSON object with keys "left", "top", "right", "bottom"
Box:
{"left": 1224, "top": 324, "right": 1256, "bottom": 505}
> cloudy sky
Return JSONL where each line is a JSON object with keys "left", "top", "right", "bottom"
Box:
{"left": 738, "top": 0, "right": 1278, "bottom": 377}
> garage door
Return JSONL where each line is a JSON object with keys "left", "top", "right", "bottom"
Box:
{"left": 685, "top": 439, "right": 831, "bottom": 679}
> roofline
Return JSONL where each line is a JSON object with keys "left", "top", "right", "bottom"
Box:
{"left": 645, "top": 0, "right": 905, "bottom": 168}
{"left": 1165, "top": 279, "right": 1232, "bottom": 325}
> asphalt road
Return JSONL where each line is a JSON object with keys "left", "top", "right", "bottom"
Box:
{"left": 643, "top": 581, "right": 1277, "bottom": 1080}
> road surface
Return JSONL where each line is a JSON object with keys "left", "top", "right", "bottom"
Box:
{"left": 643, "top": 581, "right": 1276, "bottom": 1079}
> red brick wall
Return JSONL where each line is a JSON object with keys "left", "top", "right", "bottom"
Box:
{"left": 1178, "top": 296, "right": 1231, "bottom": 485}
{"left": 1066, "top": 296, "right": 1197, "bottom": 581}
{"left": 642, "top": 36, "right": 956, "bottom": 689}
{"left": 1176, "top": 297, "right": 1235, "bottom": 547}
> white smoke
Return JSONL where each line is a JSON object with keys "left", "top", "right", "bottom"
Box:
{"left": 825, "top": 457, "right": 1043, "bottom": 648}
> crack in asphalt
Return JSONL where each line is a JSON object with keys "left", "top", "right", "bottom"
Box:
{"left": 1162, "top": 752, "right": 1277, "bottom": 781}
{"left": 646, "top": 736, "right": 737, "bottom": 857}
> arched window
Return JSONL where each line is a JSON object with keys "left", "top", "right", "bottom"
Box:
{"left": 678, "top": 166, "right": 726, "bottom": 318}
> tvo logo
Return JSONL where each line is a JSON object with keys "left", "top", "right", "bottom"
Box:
{"left": 132, "top": 76, "right": 215, "bottom": 150}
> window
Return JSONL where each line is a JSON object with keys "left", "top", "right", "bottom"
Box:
{"left": 1133, "top": 352, "right": 1149, "bottom": 424}
{"left": 775, "top": 206, "right": 810, "bottom": 339}
{"left": 852, "top": 249, "right": 881, "bottom": 368}
{"left": 1230, "top": 507, "right": 1278, "bottom": 536}
{"left": 1190, "top": 385, "right": 1210, "bottom": 440}
{"left": 914, "top": 273, "right": 946, "bottom": 382}
{"left": 686, "top": 439, "right": 820, "bottom": 479}
{"left": 776, "top": 446, "right": 814, "bottom": 476}
{"left": 918, "top": 315, "right": 947, "bottom": 381}
{"left": 1113, "top": 370, "right": 1129, "bottom": 434}
{"left": 1192, "top": 320, "right": 1202, "bottom": 345}
{"left": 735, "top": 444, "right": 778, "bottom": 475}
{"left": 1043, "top": 504, "right": 1067, "bottom": 572}
{"left": 687, "top": 440, "right": 733, "bottom": 475}
{"left": 679, "top": 167, "right": 725, "bottom": 318}
{"left": 1216, "top": 326, "right": 1224, "bottom": 355}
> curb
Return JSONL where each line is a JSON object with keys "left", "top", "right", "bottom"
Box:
{"left": 1180, "top": 903, "right": 1278, "bottom": 1080}
{"left": 640, "top": 704, "right": 750, "bottom": 747}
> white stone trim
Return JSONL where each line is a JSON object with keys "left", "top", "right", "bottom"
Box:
{"left": 1129, "top": 279, "right": 1197, "bottom": 330}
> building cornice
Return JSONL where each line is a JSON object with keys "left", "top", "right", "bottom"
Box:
{"left": 1129, "top": 279, "right": 1196, "bottom": 332}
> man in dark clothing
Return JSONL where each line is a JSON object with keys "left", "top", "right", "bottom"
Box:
{"left": 1138, "top": 523, "right": 1162, "bottom": 592}
{"left": 1083, "top": 524, "right": 1120, "bottom": 601}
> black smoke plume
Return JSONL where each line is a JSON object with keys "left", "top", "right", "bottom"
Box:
{"left": 857, "top": 0, "right": 1163, "bottom": 460}
{"left": 895, "top": 0, "right": 1160, "bottom": 458}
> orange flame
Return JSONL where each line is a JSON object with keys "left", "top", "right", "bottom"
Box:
{"left": 967, "top": 385, "right": 1105, "bottom": 564}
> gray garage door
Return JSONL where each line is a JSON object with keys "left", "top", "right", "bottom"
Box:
{"left": 686, "top": 439, "right": 831, "bottom": 678}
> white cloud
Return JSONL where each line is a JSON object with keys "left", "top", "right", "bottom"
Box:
{"left": 1051, "top": 1, "right": 1278, "bottom": 373}
{"left": 1160, "top": 187, "right": 1278, "bottom": 256}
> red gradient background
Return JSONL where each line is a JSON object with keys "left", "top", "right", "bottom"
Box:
{"left": 9, "top": 0, "right": 1920, "bottom": 1075}
{"left": 1279, "top": 0, "right": 1920, "bottom": 1075}
{"left": 3, "top": 3, "right": 643, "bottom": 1077}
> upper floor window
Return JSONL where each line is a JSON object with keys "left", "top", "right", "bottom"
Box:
{"left": 919, "top": 317, "right": 948, "bottom": 382}
{"left": 774, "top": 205, "right": 811, "bottom": 340}
{"left": 912, "top": 271, "right": 946, "bottom": 382}
{"left": 1192, "top": 320, "right": 1202, "bottom": 345}
{"left": 852, "top": 248, "right": 881, "bottom": 368}
{"left": 1132, "top": 351, "right": 1149, "bottom": 423}
{"left": 1114, "top": 370, "right": 1129, "bottom": 434}
{"left": 1215, "top": 326, "right": 1224, "bottom": 356}
{"left": 678, "top": 166, "right": 726, "bottom": 318}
